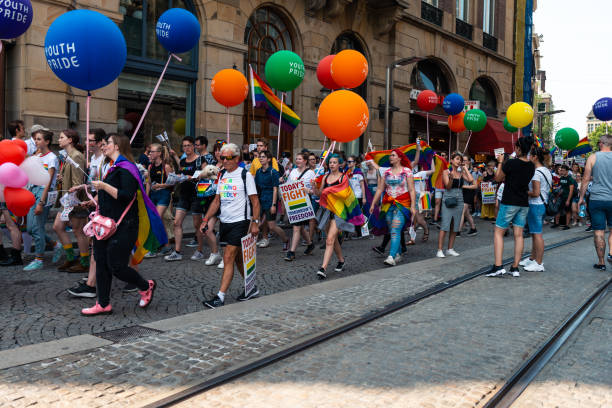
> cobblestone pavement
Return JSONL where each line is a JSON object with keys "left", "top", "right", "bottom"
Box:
{"left": 0, "top": 217, "right": 507, "bottom": 350}
{"left": 512, "top": 293, "right": 611, "bottom": 408}
{"left": 0, "top": 230, "right": 607, "bottom": 407}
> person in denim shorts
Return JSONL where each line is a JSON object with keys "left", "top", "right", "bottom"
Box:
{"left": 486, "top": 137, "right": 535, "bottom": 278}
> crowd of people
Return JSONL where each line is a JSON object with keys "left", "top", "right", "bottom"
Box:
{"left": 3, "top": 118, "right": 609, "bottom": 316}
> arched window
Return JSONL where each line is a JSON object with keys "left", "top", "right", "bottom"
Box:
{"left": 469, "top": 77, "right": 498, "bottom": 117}
{"left": 118, "top": 0, "right": 199, "bottom": 148}
{"left": 410, "top": 59, "right": 451, "bottom": 95}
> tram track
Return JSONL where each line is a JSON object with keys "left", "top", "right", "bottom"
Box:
{"left": 143, "top": 235, "right": 592, "bottom": 408}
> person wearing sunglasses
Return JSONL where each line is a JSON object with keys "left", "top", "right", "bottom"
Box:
{"left": 201, "top": 143, "right": 261, "bottom": 308}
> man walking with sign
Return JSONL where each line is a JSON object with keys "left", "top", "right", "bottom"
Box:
{"left": 200, "top": 143, "right": 261, "bottom": 308}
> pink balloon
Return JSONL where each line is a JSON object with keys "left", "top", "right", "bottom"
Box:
{"left": 0, "top": 163, "right": 29, "bottom": 188}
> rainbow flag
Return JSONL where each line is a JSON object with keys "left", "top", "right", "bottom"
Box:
{"left": 419, "top": 192, "right": 432, "bottom": 211}
{"left": 365, "top": 140, "right": 434, "bottom": 170}
{"left": 534, "top": 133, "right": 543, "bottom": 148}
{"left": 430, "top": 154, "right": 449, "bottom": 189}
{"left": 250, "top": 65, "right": 301, "bottom": 132}
{"left": 319, "top": 175, "right": 366, "bottom": 226}
{"left": 196, "top": 180, "right": 215, "bottom": 198}
{"left": 566, "top": 137, "right": 592, "bottom": 158}
{"left": 113, "top": 156, "right": 168, "bottom": 265}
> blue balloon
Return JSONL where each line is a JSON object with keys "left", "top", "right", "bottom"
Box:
{"left": 44, "top": 10, "right": 126, "bottom": 91}
{"left": 0, "top": 0, "right": 33, "bottom": 40}
{"left": 442, "top": 93, "right": 465, "bottom": 115}
{"left": 593, "top": 97, "right": 612, "bottom": 122}
{"left": 156, "top": 8, "right": 200, "bottom": 54}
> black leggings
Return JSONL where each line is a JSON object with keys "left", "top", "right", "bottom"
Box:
{"left": 94, "top": 219, "right": 148, "bottom": 307}
{"left": 380, "top": 230, "right": 406, "bottom": 250}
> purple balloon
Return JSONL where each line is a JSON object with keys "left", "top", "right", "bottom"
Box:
{"left": 593, "top": 97, "right": 612, "bottom": 122}
{"left": 0, "top": 0, "right": 33, "bottom": 40}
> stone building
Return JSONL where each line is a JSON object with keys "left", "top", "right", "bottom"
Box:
{"left": 1, "top": 0, "right": 534, "bottom": 158}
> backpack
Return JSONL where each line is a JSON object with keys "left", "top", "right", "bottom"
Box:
{"left": 536, "top": 169, "right": 559, "bottom": 216}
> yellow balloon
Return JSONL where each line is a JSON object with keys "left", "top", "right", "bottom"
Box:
{"left": 173, "top": 118, "right": 186, "bottom": 135}
{"left": 506, "top": 102, "right": 534, "bottom": 128}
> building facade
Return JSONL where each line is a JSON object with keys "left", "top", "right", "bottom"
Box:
{"left": 2, "top": 0, "right": 532, "bottom": 157}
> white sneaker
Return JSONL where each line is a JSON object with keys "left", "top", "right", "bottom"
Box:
{"left": 205, "top": 253, "right": 222, "bottom": 266}
{"left": 524, "top": 262, "right": 545, "bottom": 272}
{"left": 446, "top": 248, "right": 460, "bottom": 257}
{"left": 190, "top": 250, "right": 204, "bottom": 261}
{"left": 383, "top": 255, "right": 396, "bottom": 266}
{"left": 164, "top": 250, "right": 182, "bottom": 261}
{"left": 485, "top": 267, "right": 506, "bottom": 277}
{"left": 436, "top": 250, "right": 446, "bottom": 258}
{"left": 257, "top": 238, "right": 270, "bottom": 248}
{"left": 217, "top": 259, "right": 224, "bottom": 269}
{"left": 519, "top": 258, "right": 535, "bottom": 267}
{"left": 510, "top": 269, "right": 520, "bottom": 277}
{"left": 394, "top": 254, "right": 402, "bottom": 264}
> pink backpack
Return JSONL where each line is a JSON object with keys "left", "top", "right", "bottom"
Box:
{"left": 83, "top": 189, "right": 136, "bottom": 240}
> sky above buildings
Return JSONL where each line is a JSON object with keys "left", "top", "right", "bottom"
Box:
{"left": 534, "top": 0, "right": 612, "bottom": 137}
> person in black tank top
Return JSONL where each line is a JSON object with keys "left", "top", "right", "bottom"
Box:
{"left": 145, "top": 143, "right": 174, "bottom": 257}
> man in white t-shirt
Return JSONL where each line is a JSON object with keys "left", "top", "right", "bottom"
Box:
{"left": 201, "top": 143, "right": 260, "bottom": 308}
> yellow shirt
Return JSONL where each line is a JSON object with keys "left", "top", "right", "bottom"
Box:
{"left": 250, "top": 156, "right": 279, "bottom": 176}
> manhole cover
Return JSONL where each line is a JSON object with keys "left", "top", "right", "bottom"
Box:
{"left": 95, "top": 325, "right": 164, "bottom": 343}
{"left": 13, "top": 280, "right": 40, "bottom": 285}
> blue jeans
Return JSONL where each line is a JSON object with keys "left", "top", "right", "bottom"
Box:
{"left": 27, "top": 186, "right": 52, "bottom": 255}
{"left": 385, "top": 206, "right": 406, "bottom": 258}
{"left": 495, "top": 204, "right": 529, "bottom": 229}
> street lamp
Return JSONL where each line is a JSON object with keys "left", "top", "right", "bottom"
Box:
{"left": 536, "top": 109, "right": 564, "bottom": 142}
{"left": 384, "top": 56, "right": 424, "bottom": 149}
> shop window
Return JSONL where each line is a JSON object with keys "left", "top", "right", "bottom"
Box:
{"left": 410, "top": 59, "right": 451, "bottom": 95}
{"left": 469, "top": 77, "right": 498, "bottom": 117}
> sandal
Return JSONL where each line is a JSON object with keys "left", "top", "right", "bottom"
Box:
{"left": 407, "top": 240, "right": 416, "bottom": 246}
{"left": 422, "top": 232, "right": 429, "bottom": 242}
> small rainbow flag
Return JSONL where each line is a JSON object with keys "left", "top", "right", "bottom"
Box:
{"left": 365, "top": 140, "right": 435, "bottom": 170}
{"left": 430, "top": 154, "right": 449, "bottom": 190}
{"left": 419, "top": 192, "right": 432, "bottom": 211}
{"left": 196, "top": 180, "right": 215, "bottom": 198}
{"left": 534, "top": 133, "right": 543, "bottom": 148}
{"left": 250, "top": 65, "right": 301, "bottom": 132}
{"left": 566, "top": 137, "right": 592, "bottom": 158}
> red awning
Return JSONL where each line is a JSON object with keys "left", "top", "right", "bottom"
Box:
{"left": 467, "top": 118, "right": 515, "bottom": 155}
{"left": 412, "top": 110, "right": 449, "bottom": 124}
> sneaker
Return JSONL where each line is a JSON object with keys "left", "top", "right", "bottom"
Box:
{"left": 257, "top": 238, "right": 270, "bottom": 248}
{"left": 138, "top": 280, "right": 156, "bottom": 308}
{"left": 282, "top": 240, "right": 290, "bottom": 252}
{"left": 81, "top": 302, "right": 112, "bottom": 316}
{"left": 186, "top": 239, "right": 198, "bottom": 247}
{"left": 66, "top": 263, "right": 88, "bottom": 273}
{"left": 524, "top": 262, "right": 545, "bottom": 272}
{"left": 466, "top": 228, "right": 478, "bottom": 237}
{"left": 429, "top": 220, "right": 438, "bottom": 226}
{"left": 122, "top": 283, "right": 139, "bottom": 293}
{"left": 304, "top": 242, "right": 315, "bottom": 255}
{"left": 203, "top": 295, "right": 224, "bottom": 309}
{"left": 67, "top": 282, "right": 96, "bottom": 298}
{"left": 190, "top": 250, "right": 205, "bottom": 261}
{"left": 237, "top": 285, "right": 260, "bottom": 301}
{"left": 593, "top": 263, "right": 607, "bottom": 271}
{"left": 316, "top": 267, "right": 327, "bottom": 280}
{"left": 394, "top": 254, "right": 402, "bottom": 264}
{"left": 217, "top": 259, "right": 224, "bottom": 269}
{"left": 383, "top": 255, "right": 396, "bottom": 266}
{"left": 301, "top": 239, "right": 308, "bottom": 246}
{"left": 436, "top": 250, "right": 446, "bottom": 258}
{"left": 164, "top": 250, "right": 182, "bottom": 261}
{"left": 519, "top": 258, "right": 535, "bottom": 267}
{"left": 550, "top": 223, "right": 559, "bottom": 228}
{"left": 509, "top": 266, "right": 520, "bottom": 277}
{"left": 446, "top": 248, "right": 460, "bottom": 257}
{"left": 372, "top": 246, "right": 385, "bottom": 256}
{"left": 607, "top": 254, "right": 612, "bottom": 264}
{"left": 159, "top": 246, "right": 173, "bottom": 256}
{"left": 205, "top": 253, "right": 222, "bottom": 266}
{"left": 52, "top": 243, "right": 64, "bottom": 263}
{"left": 456, "top": 232, "right": 461, "bottom": 237}
{"left": 585, "top": 226, "right": 593, "bottom": 232}
{"left": 144, "top": 251, "right": 158, "bottom": 258}
{"left": 334, "top": 261, "right": 345, "bottom": 272}
{"left": 561, "top": 225, "right": 570, "bottom": 230}
{"left": 485, "top": 266, "right": 506, "bottom": 277}
{"left": 23, "top": 259, "right": 43, "bottom": 271}
{"left": 284, "top": 251, "right": 295, "bottom": 261}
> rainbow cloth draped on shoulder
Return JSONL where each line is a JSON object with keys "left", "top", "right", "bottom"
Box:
{"left": 249, "top": 66, "right": 301, "bottom": 132}
{"left": 319, "top": 175, "right": 366, "bottom": 226}
{"left": 566, "top": 137, "right": 591, "bottom": 158}
{"left": 365, "top": 141, "right": 434, "bottom": 169}
{"left": 430, "top": 154, "right": 449, "bottom": 190}
{"left": 113, "top": 155, "right": 168, "bottom": 264}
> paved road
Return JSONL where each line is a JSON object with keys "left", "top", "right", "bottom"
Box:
{"left": 0, "top": 217, "right": 509, "bottom": 350}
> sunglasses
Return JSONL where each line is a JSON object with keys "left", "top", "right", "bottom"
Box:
{"left": 182, "top": 144, "right": 193, "bottom": 148}
{"left": 347, "top": 160, "right": 355, "bottom": 163}
{"left": 220, "top": 155, "right": 236, "bottom": 161}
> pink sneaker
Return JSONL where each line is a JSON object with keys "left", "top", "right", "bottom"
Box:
{"left": 81, "top": 302, "right": 112, "bottom": 316}
{"left": 139, "top": 280, "right": 156, "bottom": 308}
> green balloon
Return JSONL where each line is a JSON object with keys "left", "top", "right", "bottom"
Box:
{"left": 463, "top": 109, "right": 487, "bottom": 132}
{"left": 503, "top": 117, "right": 518, "bottom": 133}
{"left": 555, "top": 127, "right": 579, "bottom": 150}
{"left": 264, "top": 50, "right": 305, "bottom": 92}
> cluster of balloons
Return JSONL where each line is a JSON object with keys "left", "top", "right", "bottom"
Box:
{"left": 416, "top": 90, "right": 487, "bottom": 133}
{"left": 0, "top": 140, "right": 50, "bottom": 216}
{"left": 316, "top": 51, "right": 370, "bottom": 143}
{"left": 0, "top": 0, "right": 33, "bottom": 42}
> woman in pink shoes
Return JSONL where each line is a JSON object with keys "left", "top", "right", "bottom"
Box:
{"left": 81, "top": 135, "right": 165, "bottom": 315}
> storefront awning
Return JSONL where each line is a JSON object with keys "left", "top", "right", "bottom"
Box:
{"left": 411, "top": 110, "right": 449, "bottom": 125}
{"left": 467, "top": 118, "right": 515, "bottom": 155}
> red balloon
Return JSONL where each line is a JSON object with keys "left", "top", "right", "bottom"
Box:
{"left": 0, "top": 140, "right": 26, "bottom": 165}
{"left": 316, "top": 55, "right": 340, "bottom": 90}
{"left": 417, "top": 90, "right": 438, "bottom": 111}
{"left": 13, "top": 139, "right": 28, "bottom": 155}
{"left": 4, "top": 187, "right": 35, "bottom": 216}
{"left": 448, "top": 112, "right": 466, "bottom": 133}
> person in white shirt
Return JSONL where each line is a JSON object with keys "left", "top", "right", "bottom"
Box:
{"left": 412, "top": 164, "right": 434, "bottom": 242}
{"left": 200, "top": 143, "right": 260, "bottom": 308}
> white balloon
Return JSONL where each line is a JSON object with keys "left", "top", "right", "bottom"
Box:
{"left": 20, "top": 156, "right": 50, "bottom": 186}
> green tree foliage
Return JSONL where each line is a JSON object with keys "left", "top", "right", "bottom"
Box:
{"left": 588, "top": 123, "right": 612, "bottom": 151}
{"left": 534, "top": 95, "right": 557, "bottom": 146}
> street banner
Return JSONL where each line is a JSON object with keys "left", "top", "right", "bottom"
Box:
{"left": 279, "top": 180, "right": 316, "bottom": 223}
{"left": 481, "top": 182, "right": 496, "bottom": 204}
{"left": 241, "top": 233, "right": 257, "bottom": 295}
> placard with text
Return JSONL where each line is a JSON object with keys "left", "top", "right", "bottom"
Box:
{"left": 279, "top": 180, "right": 316, "bottom": 223}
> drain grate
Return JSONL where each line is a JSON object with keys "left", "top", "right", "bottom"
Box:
{"left": 95, "top": 325, "right": 164, "bottom": 343}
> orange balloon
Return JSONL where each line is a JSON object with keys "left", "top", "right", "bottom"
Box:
{"left": 211, "top": 69, "right": 249, "bottom": 107}
{"left": 330, "top": 50, "right": 368, "bottom": 89}
{"left": 448, "top": 112, "right": 466, "bottom": 133}
{"left": 318, "top": 90, "right": 369, "bottom": 143}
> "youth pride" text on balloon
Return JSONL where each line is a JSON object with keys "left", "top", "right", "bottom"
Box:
{"left": 0, "top": 0, "right": 29, "bottom": 22}
{"left": 288, "top": 61, "right": 305, "bottom": 78}
{"left": 156, "top": 22, "right": 171, "bottom": 39}
{"left": 45, "top": 42, "right": 80, "bottom": 70}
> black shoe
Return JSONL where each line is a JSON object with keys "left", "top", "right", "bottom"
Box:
{"left": 0, "top": 248, "right": 22, "bottom": 266}
{"left": 550, "top": 223, "right": 559, "bottom": 228}
{"left": 203, "top": 295, "right": 225, "bottom": 309}
{"left": 334, "top": 260, "right": 345, "bottom": 272}
{"left": 317, "top": 267, "right": 327, "bottom": 280}
{"left": 466, "top": 228, "right": 478, "bottom": 237}
{"left": 122, "top": 283, "right": 139, "bottom": 293}
{"left": 284, "top": 251, "right": 295, "bottom": 261}
{"left": 372, "top": 246, "right": 385, "bottom": 256}
{"left": 0, "top": 245, "right": 8, "bottom": 263}
{"left": 593, "top": 263, "right": 607, "bottom": 271}
{"left": 561, "top": 225, "right": 570, "bottom": 230}
{"left": 585, "top": 226, "right": 593, "bottom": 232}
{"left": 607, "top": 254, "right": 612, "bottom": 264}
{"left": 456, "top": 232, "right": 461, "bottom": 237}
{"left": 67, "top": 282, "right": 97, "bottom": 298}
{"left": 304, "top": 243, "right": 315, "bottom": 255}
{"left": 237, "top": 285, "right": 259, "bottom": 301}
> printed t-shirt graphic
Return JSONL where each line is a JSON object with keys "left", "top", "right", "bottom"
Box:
{"left": 217, "top": 168, "right": 257, "bottom": 223}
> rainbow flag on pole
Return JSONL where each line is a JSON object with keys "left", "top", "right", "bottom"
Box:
{"left": 365, "top": 140, "right": 435, "bottom": 170}
{"left": 566, "top": 137, "right": 592, "bottom": 158}
{"left": 249, "top": 65, "right": 301, "bottom": 132}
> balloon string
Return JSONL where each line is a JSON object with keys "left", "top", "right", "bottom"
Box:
{"left": 448, "top": 128, "right": 451, "bottom": 158}
{"left": 463, "top": 130, "right": 472, "bottom": 155}
{"left": 130, "top": 53, "right": 182, "bottom": 144}
{"left": 276, "top": 92, "right": 284, "bottom": 160}
{"left": 86, "top": 92, "right": 91, "bottom": 166}
{"left": 226, "top": 107, "right": 230, "bottom": 144}
{"left": 426, "top": 112, "right": 430, "bottom": 145}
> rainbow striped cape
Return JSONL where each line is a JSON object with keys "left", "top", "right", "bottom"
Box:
{"left": 566, "top": 137, "right": 592, "bottom": 158}
{"left": 113, "top": 156, "right": 168, "bottom": 264}
{"left": 365, "top": 141, "right": 434, "bottom": 170}
{"left": 319, "top": 174, "right": 366, "bottom": 226}
{"left": 250, "top": 65, "right": 301, "bottom": 132}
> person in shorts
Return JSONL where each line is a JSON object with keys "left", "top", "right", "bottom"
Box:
{"left": 255, "top": 150, "right": 288, "bottom": 249}
{"left": 552, "top": 165, "right": 576, "bottom": 230}
{"left": 201, "top": 143, "right": 261, "bottom": 308}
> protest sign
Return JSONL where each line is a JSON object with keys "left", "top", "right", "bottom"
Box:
{"left": 279, "top": 180, "right": 315, "bottom": 223}
{"left": 241, "top": 233, "right": 257, "bottom": 295}
{"left": 493, "top": 147, "right": 505, "bottom": 157}
{"left": 481, "top": 182, "right": 496, "bottom": 204}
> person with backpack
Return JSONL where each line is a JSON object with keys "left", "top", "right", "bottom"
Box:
{"left": 201, "top": 143, "right": 261, "bottom": 308}
{"left": 520, "top": 146, "right": 552, "bottom": 272}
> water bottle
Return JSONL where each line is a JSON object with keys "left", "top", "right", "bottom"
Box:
{"left": 579, "top": 204, "right": 586, "bottom": 218}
